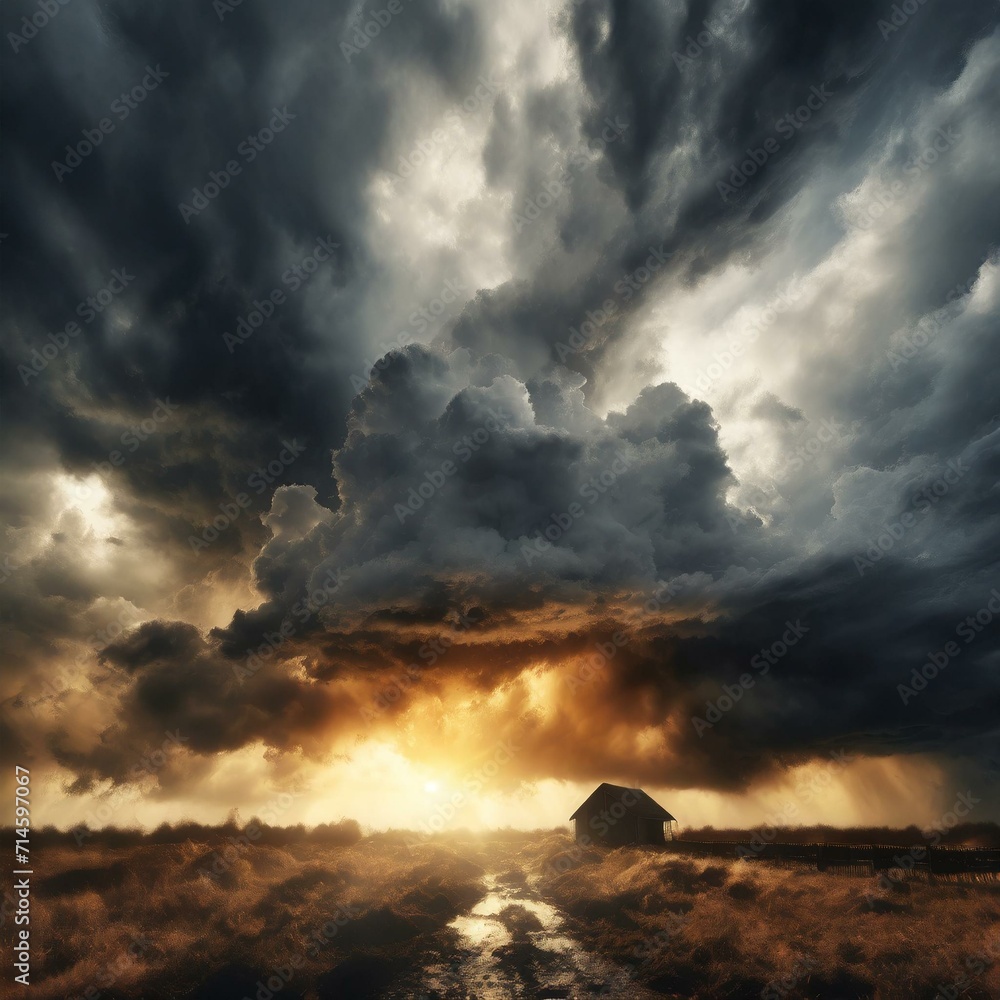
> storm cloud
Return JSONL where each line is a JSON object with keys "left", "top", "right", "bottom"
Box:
{"left": 2, "top": 0, "right": 998, "bottom": 824}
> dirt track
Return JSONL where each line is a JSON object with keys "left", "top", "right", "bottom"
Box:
{"left": 394, "top": 870, "right": 662, "bottom": 1000}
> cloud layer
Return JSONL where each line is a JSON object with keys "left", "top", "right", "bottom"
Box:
{"left": 2, "top": 0, "right": 998, "bottom": 824}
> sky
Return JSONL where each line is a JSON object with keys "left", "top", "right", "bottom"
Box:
{"left": 1, "top": 0, "right": 998, "bottom": 836}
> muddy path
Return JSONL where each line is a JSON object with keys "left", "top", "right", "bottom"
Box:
{"left": 395, "top": 870, "right": 663, "bottom": 999}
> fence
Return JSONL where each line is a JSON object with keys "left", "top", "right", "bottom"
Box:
{"left": 663, "top": 840, "right": 1000, "bottom": 874}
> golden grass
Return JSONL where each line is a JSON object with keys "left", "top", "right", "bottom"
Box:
{"left": 6, "top": 830, "right": 998, "bottom": 999}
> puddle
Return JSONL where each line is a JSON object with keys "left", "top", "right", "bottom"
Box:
{"left": 470, "top": 892, "right": 562, "bottom": 924}
{"left": 435, "top": 873, "right": 664, "bottom": 998}
{"left": 450, "top": 912, "right": 512, "bottom": 949}
{"left": 449, "top": 875, "right": 578, "bottom": 956}
{"left": 530, "top": 932, "right": 578, "bottom": 954}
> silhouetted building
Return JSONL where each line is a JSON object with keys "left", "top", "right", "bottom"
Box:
{"left": 570, "top": 782, "right": 676, "bottom": 845}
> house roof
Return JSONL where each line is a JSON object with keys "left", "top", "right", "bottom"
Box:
{"left": 569, "top": 782, "right": 676, "bottom": 822}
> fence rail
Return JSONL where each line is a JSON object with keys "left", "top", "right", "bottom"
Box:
{"left": 663, "top": 840, "right": 1000, "bottom": 874}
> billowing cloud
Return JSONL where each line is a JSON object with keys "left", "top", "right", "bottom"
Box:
{"left": 2, "top": 0, "right": 998, "bottom": 826}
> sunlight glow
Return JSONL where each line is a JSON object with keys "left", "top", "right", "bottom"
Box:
{"left": 55, "top": 473, "right": 122, "bottom": 541}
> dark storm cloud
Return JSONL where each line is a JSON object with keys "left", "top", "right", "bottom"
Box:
{"left": 40, "top": 618, "right": 355, "bottom": 791}
{"left": 2, "top": 0, "right": 999, "bottom": 806}
{"left": 0, "top": 0, "right": 495, "bottom": 772}
{"left": 0, "top": 0, "right": 490, "bottom": 529}
{"left": 86, "top": 335, "right": 998, "bottom": 795}
{"left": 457, "top": 0, "right": 1000, "bottom": 379}
{"left": 257, "top": 347, "right": 743, "bottom": 606}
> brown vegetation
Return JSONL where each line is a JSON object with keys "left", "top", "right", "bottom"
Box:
{"left": 678, "top": 822, "right": 1000, "bottom": 849}
{"left": 2, "top": 823, "right": 997, "bottom": 999}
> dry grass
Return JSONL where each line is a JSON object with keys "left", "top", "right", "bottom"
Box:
{"left": 676, "top": 823, "right": 1000, "bottom": 849}
{"left": 534, "top": 834, "right": 1000, "bottom": 999}
{"left": 3, "top": 826, "right": 998, "bottom": 999}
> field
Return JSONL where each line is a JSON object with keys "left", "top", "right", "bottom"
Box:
{"left": 4, "top": 824, "right": 999, "bottom": 999}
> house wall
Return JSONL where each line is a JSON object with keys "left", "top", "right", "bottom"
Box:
{"left": 575, "top": 806, "right": 665, "bottom": 845}
{"left": 639, "top": 817, "right": 665, "bottom": 844}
